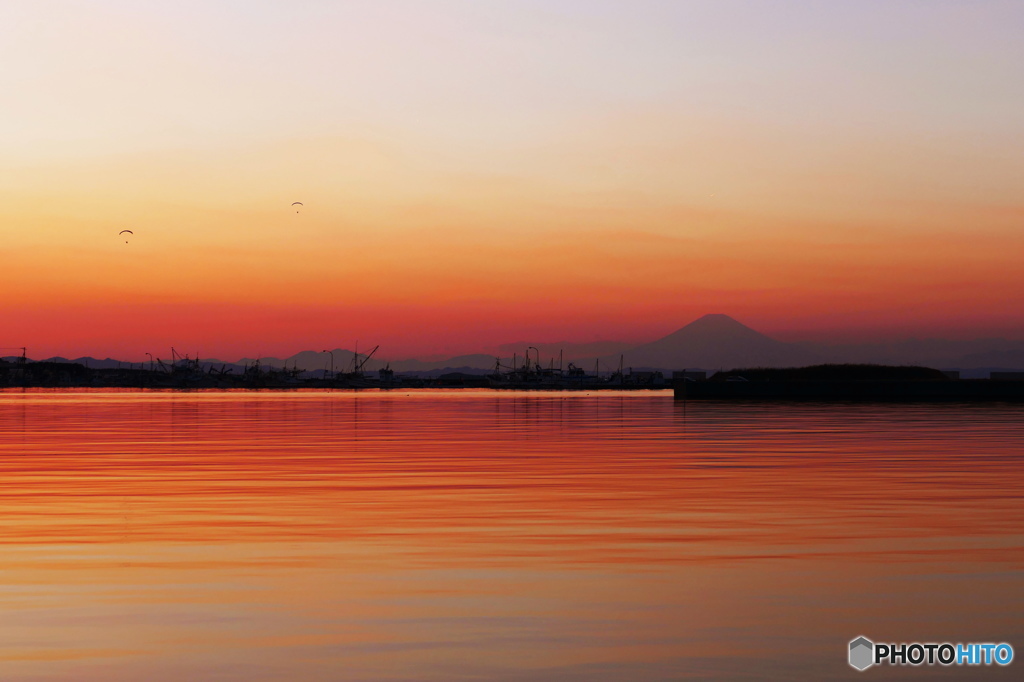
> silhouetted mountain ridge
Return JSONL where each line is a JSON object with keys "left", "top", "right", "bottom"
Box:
{"left": 10, "top": 314, "right": 1024, "bottom": 375}
{"left": 603, "top": 314, "right": 818, "bottom": 370}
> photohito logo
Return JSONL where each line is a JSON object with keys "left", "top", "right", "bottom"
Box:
{"left": 849, "top": 637, "right": 874, "bottom": 671}
{"left": 848, "top": 636, "right": 1013, "bottom": 671}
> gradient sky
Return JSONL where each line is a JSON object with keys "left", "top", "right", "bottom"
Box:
{"left": 3, "top": 1, "right": 1023, "bottom": 360}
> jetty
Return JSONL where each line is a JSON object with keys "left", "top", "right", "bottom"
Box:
{"left": 674, "top": 364, "right": 1024, "bottom": 402}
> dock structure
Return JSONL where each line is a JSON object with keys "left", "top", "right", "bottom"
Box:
{"left": 673, "top": 364, "right": 1024, "bottom": 402}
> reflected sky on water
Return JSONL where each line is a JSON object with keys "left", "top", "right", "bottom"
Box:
{"left": 0, "top": 390, "right": 1021, "bottom": 680}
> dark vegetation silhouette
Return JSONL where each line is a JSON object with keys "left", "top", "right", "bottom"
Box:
{"left": 710, "top": 364, "right": 950, "bottom": 382}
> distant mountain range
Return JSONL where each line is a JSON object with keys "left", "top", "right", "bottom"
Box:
{"left": 8, "top": 314, "right": 1024, "bottom": 376}
{"left": 606, "top": 314, "right": 816, "bottom": 371}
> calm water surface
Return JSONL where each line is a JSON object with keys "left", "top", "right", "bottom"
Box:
{"left": 0, "top": 390, "right": 1021, "bottom": 680}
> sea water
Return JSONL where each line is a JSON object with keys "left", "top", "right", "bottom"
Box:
{"left": 0, "top": 389, "right": 1021, "bottom": 680}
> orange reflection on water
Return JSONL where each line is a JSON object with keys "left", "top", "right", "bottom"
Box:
{"left": 0, "top": 390, "right": 1021, "bottom": 680}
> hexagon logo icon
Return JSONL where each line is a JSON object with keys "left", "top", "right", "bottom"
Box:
{"left": 849, "top": 636, "right": 874, "bottom": 671}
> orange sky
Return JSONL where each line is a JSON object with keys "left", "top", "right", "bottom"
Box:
{"left": 2, "top": 1, "right": 1023, "bottom": 360}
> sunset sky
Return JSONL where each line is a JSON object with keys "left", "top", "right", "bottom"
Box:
{"left": 3, "top": 0, "right": 1023, "bottom": 360}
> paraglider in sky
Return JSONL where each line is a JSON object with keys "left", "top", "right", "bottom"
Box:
{"left": 292, "top": 202, "right": 303, "bottom": 214}
{"left": 119, "top": 229, "right": 134, "bottom": 244}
